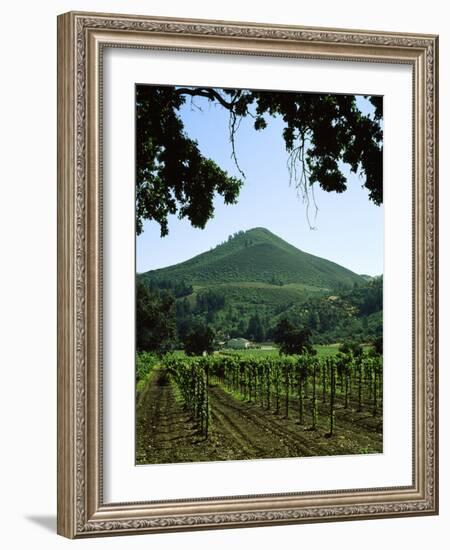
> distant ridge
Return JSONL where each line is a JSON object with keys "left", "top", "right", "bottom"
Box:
{"left": 140, "top": 227, "right": 364, "bottom": 290}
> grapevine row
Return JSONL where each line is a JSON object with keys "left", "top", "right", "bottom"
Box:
{"left": 162, "top": 353, "right": 382, "bottom": 439}
{"left": 164, "top": 355, "right": 210, "bottom": 437}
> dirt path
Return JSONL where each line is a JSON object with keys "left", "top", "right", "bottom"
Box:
{"left": 136, "top": 368, "right": 199, "bottom": 464}
{"left": 136, "top": 372, "right": 382, "bottom": 465}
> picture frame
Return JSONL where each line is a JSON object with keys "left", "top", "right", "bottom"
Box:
{"left": 57, "top": 11, "right": 439, "bottom": 538}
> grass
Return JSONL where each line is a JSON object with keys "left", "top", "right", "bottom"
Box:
{"left": 227, "top": 344, "right": 343, "bottom": 358}
{"left": 219, "top": 348, "right": 279, "bottom": 358}
{"left": 313, "top": 344, "right": 341, "bottom": 358}
{"left": 168, "top": 344, "right": 357, "bottom": 360}
{"left": 136, "top": 365, "right": 158, "bottom": 394}
{"left": 136, "top": 352, "right": 160, "bottom": 392}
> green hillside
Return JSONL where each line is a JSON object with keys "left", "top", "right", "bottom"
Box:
{"left": 140, "top": 227, "right": 364, "bottom": 290}
{"left": 137, "top": 228, "right": 381, "bottom": 346}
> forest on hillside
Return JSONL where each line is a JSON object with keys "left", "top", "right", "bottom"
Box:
{"left": 136, "top": 273, "right": 382, "bottom": 353}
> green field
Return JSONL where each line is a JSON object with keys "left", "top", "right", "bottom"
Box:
{"left": 168, "top": 343, "right": 370, "bottom": 360}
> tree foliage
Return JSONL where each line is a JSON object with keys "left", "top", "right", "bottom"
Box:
{"left": 371, "top": 336, "right": 383, "bottom": 355}
{"left": 136, "top": 86, "right": 242, "bottom": 236}
{"left": 273, "top": 318, "right": 314, "bottom": 355}
{"left": 247, "top": 314, "right": 265, "bottom": 342}
{"left": 136, "top": 85, "right": 383, "bottom": 235}
{"left": 136, "top": 280, "right": 176, "bottom": 354}
{"left": 184, "top": 323, "right": 216, "bottom": 356}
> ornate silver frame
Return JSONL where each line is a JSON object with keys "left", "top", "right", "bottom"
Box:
{"left": 57, "top": 11, "right": 439, "bottom": 538}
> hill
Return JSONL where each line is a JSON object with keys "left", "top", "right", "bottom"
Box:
{"left": 140, "top": 227, "right": 364, "bottom": 290}
{"left": 137, "top": 229, "right": 381, "bottom": 345}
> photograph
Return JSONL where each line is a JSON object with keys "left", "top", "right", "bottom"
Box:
{"left": 135, "top": 84, "right": 384, "bottom": 465}
{"left": 54, "top": 9, "right": 438, "bottom": 538}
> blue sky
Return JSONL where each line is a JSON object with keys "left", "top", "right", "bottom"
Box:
{"left": 136, "top": 92, "right": 383, "bottom": 276}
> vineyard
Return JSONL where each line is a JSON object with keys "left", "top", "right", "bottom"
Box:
{"left": 136, "top": 351, "right": 383, "bottom": 464}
